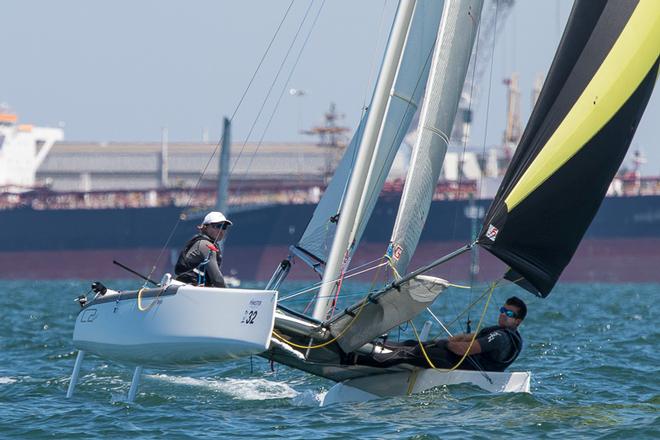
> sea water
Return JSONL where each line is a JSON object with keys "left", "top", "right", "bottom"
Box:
{"left": 0, "top": 279, "right": 657, "bottom": 439}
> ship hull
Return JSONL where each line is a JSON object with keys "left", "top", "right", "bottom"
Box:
{"left": 2, "top": 195, "right": 660, "bottom": 282}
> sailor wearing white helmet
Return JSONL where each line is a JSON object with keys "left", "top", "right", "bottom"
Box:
{"left": 174, "top": 211, "right": 233, "bottom": 287}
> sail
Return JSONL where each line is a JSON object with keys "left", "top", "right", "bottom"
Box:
{"left": 295, "top": 0, "right": 445, "bottom": 272}
{"left": 326, "top": 275, "right": 449, "bottom": 353}
{"left": 477, "top": 0, "right": 660, "bottom": 297}
{"left": 294, "top": 114, "right": 368, "bottom": 267}
{"left": 388, "top": 0, "right": 484, "bottom": 276}
{"left": 349, "top": 0, "right": 448, "bottom": 249}
{"left": 314, "top": 0, "right": 448, "bottom": 320}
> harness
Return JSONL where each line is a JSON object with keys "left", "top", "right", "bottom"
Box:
{"left": 175, "top": 234, "right": 220, "bottom": 285}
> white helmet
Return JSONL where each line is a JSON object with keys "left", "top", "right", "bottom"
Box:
{"left": 201, "top": 211, "right": 233, "bottom": 226}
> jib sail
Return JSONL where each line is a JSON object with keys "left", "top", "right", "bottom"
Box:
{"left": 477, "top": 0, "right": 660, "bottom": 297}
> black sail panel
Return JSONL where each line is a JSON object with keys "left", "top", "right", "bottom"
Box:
{"left": 477, "top": 0, "right": 660, "bottom": 297}
{"left": 489, "top": 0, "right": 611, "bottom": 205}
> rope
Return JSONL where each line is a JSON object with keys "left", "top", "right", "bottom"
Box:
{"left": 445, "top": 282, "right": 496, "bottom": 327}
{"left": 385, "top": 254, "right": 401, "bottom": 279}
{"left": 272, "top": 255, "right": 386, "bottom": 350}
{"left": 271, "top": 294, "right": 369, "bottom": 350}
{"left": 409, "top": 279, "right": 499, "bottom": 371}
{"left": 136, "top": 287, "right": 166, "bottom": 312}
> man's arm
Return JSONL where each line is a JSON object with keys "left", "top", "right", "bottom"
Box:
{"left": 449, "top": 329, "right": 510, "bottom": 357}
{"left": 447, "top": 338, "right": 482, "bottom": 356}
{"left": 197, "top": 242, "right": 226, "bottom": 288}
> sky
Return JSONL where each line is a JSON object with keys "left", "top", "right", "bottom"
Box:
{"left": 1, "top": 0, "right": 658, "bottom": 174}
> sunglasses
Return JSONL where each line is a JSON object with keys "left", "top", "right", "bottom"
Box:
{"left": 500, "top": 306, "right": 518, "bottom": 319}
{"left": 208, "top": 223, "right": 229, "bottom": 230}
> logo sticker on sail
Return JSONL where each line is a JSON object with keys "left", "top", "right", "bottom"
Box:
{"left": 486, "top": 224, "right": 499, "bottom": 242}
{"left": 393, "top": 244, "right": 403, "bottom": 261}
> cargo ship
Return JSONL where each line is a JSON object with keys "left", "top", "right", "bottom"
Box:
{"left": 2, "top": 98, "right": 660, "bottom": 284}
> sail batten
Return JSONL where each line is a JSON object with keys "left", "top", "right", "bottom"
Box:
{"left": 478, "top": 0, "right": 660, "bottom": 297}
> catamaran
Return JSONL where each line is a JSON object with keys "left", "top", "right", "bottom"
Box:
{"left": 67, "top": 0, "right": 659, "bottom": 405}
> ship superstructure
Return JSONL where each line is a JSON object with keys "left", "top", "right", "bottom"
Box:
{"left": 0, "top": 106, "right": 63, "bottom": 191}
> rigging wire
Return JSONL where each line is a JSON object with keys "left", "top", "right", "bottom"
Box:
{"left": 297, "top": 0, "right": 393, "bottom": 281}
{"left": 475, "top": 0, "right": 500, "bottom": 201}
{"left": 272, "top": 254, "right": 386, "bottom": 350}
{"left": 231, "top": 0, "right": 320, "bottom": 194}
{"left": 465, "top": 0, "right": 501, "bottom": 329}
{"left": 140, "top": 1, "right": 297, "bottom": 286}
{"left": 237, "top": 0, "right": 327, "bottom": 197}
{"left": 410, "top": 278, "right": 499, "bottom": 372}
{"left": 279, "top": 258, "right": 388, "bottom": 302}
{"left": 445, "top": 0, "right": 500, "bottom": 331}
{"left": 335, "top": 0, "right": 392, "bottom": 208}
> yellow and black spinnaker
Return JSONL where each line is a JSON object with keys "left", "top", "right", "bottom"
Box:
{"left": 477, "top": 0, "right": 660, "bottom": 297}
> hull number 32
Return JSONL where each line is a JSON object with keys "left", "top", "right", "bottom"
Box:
{"left": 241, "top": 310, "right": 258, "bottom": 324}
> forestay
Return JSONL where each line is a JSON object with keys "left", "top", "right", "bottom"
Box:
{"left": 477, "top": 0, "right": 660, "bottom": 296}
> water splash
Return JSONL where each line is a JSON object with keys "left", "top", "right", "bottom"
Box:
{"left": 148, "top": 374, "right": 299, "bottom": 400}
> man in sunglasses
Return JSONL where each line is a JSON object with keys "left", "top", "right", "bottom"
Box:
{"left": 351, "top": 296, "right": 526, "bottom": 372}
{"left": 174, "top": 211, "right": 232, "bottom": 288}
{"left": 438, "top": 296, "right": 526, "bottom": 371}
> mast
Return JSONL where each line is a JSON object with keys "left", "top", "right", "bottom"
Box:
{"left": 312, "top": 0, "right": 417, "bottom": 321}
{"left": 216, "top": 117, "right": 231, "bottom": 213}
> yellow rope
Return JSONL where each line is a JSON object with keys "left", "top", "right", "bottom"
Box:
{"left": 272, "top": 291, "right": 370, "bottom": 349}
{"left": 385, "top": 254, "right": 401, "bottom": 279}
{"left": 137, "top": 287, "right": 164, "bottom": 312}
{"left": 410, "top": 279, "right": 500, "bottom": 371}
{"left": 445, "top": 283, "right": 496, "bottom": 327}
{"left": 272, "top": 256, "right": 389, "bottom": 350}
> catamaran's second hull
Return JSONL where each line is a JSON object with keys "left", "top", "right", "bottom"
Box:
{"left": 320, "top": 369, "right": 531, "bottom": 405}
{"left": 72, "top": 284, "right": 277, "bottom": 367}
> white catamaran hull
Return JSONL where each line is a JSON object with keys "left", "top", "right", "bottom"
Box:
{"left": 321, "top": 369, "right": 531, "bottom": 405}
{"left": 73, "top": 285, "right": 278, "bottom": 366}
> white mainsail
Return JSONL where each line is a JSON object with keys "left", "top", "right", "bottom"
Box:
{"left": 388, "top": 0, "right": 484, "bottom": 276}
{"left": 313, "top": 0, "right": 447, "bottom": 320}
